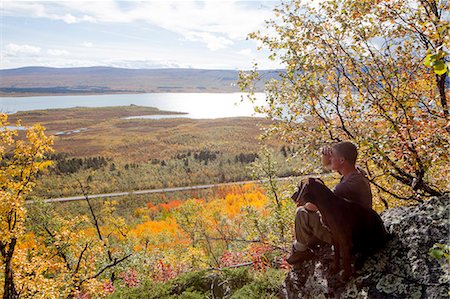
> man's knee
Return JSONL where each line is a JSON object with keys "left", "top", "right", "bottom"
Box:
{"left": 295, "top": 206, "right": 310, "bottom": 220}
{"left": 295, "top": 206, "right": 318, "bottom": 224}
{"left": 294, "top": 207, "right": 332, "bottom": 245}
{"left": 294, "top": 206, "right": 318, "bottom": 237}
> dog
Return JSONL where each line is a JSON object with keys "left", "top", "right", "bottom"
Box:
{"left": 292, "top": 177, "right": 389, "bottom": 280}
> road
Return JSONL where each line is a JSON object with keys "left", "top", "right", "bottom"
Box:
{"left": 29, "top": 176, "right": 303, "bottom": 204}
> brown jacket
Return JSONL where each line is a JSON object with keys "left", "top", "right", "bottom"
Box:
{"left": 333, "top": 171, "right": 372, "bottom": 208}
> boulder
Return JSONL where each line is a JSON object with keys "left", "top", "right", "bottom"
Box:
{"left": 281, "top": 195, "right": 449, "bottom": 299}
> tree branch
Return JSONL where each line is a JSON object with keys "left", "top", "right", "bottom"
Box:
{"left": 88, "top": 253, "right": 132, "bottom": 281}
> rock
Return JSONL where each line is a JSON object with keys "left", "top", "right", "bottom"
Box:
{"left": 281, "top": 195, "right": 449, "bottom": 299}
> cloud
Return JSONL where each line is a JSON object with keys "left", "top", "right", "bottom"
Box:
{"left": 2, "top": 1, "right": 276, "bottom": 50}
{"left": 238, "top": 48, "right": 252, "bottom": 56}
{"left": 184, "top": 32, "right": 234, "bottom": 51}
{"left": 2, "top": 2, "right": 96, "bottom": 24}
{"left": 47, "top": 49, "right": 70, "bottom": 56}
{"left": 106, "top": 59, "right": 188, "bottom": 69}
{"left": 1, "top": 1, "right": 283, "bottom": 69}
{"left": 4, "top": 43, "right": 41, "bottom": 56}
{"left": 53, "top": 13, "right": 95, "bottom": 24}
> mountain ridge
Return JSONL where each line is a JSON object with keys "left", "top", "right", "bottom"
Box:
{"left": 0, "top": 66, "right": 281, "bottom": 95}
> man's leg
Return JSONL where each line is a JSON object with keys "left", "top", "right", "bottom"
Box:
{"left": 287, "top": 207, "right": 332, "bottom": 265}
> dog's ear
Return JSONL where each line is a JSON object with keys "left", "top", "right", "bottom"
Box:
{"left": 298, "top": 181, "right": 306, "bottom": 195}
{"left": 315, "top": 177, "right": 325, "bottom": 185}
{"left": 308, "top": 177, "right": 325, "bottom": 185}
{"left": 291, "top": 181, "right": 302, "bottom": 202}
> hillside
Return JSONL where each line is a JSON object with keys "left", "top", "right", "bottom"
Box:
{"left": 0, "top": 66, "right": 281, "bottom": 96}
{"left": 6, "top": 106, "right": 305, "bottom": 200}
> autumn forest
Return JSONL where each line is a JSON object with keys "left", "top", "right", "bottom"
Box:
{"left": 1, "top": 0, "right": 449, "bottom": 298}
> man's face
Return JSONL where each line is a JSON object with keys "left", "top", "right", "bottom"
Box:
{"left": 329, "top": 148, "right": 345, "bottom": 171}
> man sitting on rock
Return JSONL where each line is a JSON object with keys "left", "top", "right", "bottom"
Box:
{"left": 287, "top": 141, "right": 372, "bottom": 269}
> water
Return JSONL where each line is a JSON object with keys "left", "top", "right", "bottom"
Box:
{"left": 0, "top": 93, "right": 266, "bottom": 119}
{"left": 55, "top": 128, "right": 88, "bottom": 135}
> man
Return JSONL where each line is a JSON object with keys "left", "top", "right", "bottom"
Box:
{"left": 286, "top": 141, "right": 372, "bottom": 268}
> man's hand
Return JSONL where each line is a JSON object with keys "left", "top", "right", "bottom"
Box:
{"left": 321, "top": 146, "right": 332, "bottom": 168}
{"left": 304, "top": 202, "right": 319, "bottom": 212}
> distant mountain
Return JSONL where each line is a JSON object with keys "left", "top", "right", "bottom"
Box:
{"left": 0, "top": 67, "right": 281, "bottom": 96}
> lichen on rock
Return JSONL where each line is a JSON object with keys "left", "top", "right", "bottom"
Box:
{"left": 281, "top": 195, "right": 449, "bottom": 299}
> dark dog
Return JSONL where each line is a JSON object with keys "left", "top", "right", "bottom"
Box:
{"left": 292, "top": 177, "right": 389, "bottom": 280}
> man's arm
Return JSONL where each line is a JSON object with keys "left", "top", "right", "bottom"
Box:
{"left": 303, "top": 147, "right": 333, "bottom": 212}
{"left": 321, "top": 146, "right": 332, "bottom": 169}
{"left": 304, "top": 202, "right": 319, "bottom": 212}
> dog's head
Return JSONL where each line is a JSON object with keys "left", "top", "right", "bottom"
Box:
{"left": 291, "top": 177, "right": 325, "bottom": 205}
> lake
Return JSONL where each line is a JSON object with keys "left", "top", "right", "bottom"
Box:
{"left": 0, "top": 93, "right": 266, "bottom": 119}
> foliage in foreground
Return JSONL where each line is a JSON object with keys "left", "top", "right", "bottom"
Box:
{"left": 1, "top": 126, "right": 295, "bottom": 298}
{"left": 0, "top": 114, "right": 54, "bottom": 298}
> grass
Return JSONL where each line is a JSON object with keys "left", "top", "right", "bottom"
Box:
{"left": 9, "top": 105, "right": 277, "bottom": 161}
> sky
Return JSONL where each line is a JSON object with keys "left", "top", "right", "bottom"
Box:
{"left": 1, "top": 0, "right": 282, "bottom": 70}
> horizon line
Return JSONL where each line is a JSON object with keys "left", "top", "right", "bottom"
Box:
{"left": 0, "top": 65, "right": 284, "bottom": 72}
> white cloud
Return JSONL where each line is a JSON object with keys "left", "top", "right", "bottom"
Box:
{"left": 184, "top": 32, "right": 234, "bottom": 51}
{"left": 50, "top": 13, "right": 95, "bottom": 24}
{"left": 2, "top": 2, "right": 96, "bottom": 24}
{"left": 4, "top": 43, "right": 41, "bottom": 56}
{"left": 61, "top": 13, "right": 77, "bottom": 24}
{"left": 47, "top": 49, "right": 70, "bottom": 56}
{"left": 2, "top": 1, "right": 276, "bottom": 50}
{"left": 238, "top": 48, "right": 252, "bottom": 56}
{"left": 106, "top": 59, "right": 189, "bottom": 69}
{"left": 1, "top": 1, "right": 283, "bottom": 69}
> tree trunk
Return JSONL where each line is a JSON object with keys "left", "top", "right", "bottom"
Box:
{"left": 2, "top": 238, "right": 18, "bottom": 299}
{"left": 436, "top": 73, "right": 448, "bottom": 117}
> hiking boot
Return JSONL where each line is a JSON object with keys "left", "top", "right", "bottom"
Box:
{"left": 286, "top": 248, "right": 315, "bottom": 265}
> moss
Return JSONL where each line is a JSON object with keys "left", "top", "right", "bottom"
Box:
{"left": 375, "top": 274, "right": 405, "bottom": 294}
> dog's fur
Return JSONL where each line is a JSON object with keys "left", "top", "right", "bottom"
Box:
{"left": 292, "top": 177, "right": 389, "bottom": 280}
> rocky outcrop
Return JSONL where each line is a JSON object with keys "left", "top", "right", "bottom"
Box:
{"left": 281, "top": 195, "right": 449, "bottom": 299}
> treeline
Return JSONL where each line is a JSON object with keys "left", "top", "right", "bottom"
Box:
{"left": 48, "top": 153, "right": 110, "bottom": 174}
{"left": 235, "top": 153, "right": 258, "bottom": 164}
{"left": 280, "top": 146, "right": 299, "bottom": 158}
{"left": 32, "top": 147, "right": 306, "bottom": 199}
{"left": 0, "top": 86, "right": 136, "bottom": 94}
{"left": 174, "top": 150, "right": 220, "bottom": 165}
{"left": 172, "top": 150, "right": 258, "bottom": 165}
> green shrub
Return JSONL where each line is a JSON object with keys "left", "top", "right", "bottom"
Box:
{"left": 230, "top": 268, "right": 285, "bottom": 299}
{"left": 109, "top": 267, "right": 285, "bottom": 299}
{"left": 222, "top": 267, "right": 252, "bottom": 290}
{"left": 176, "top": 291, "right": 205, "bottom": 299}
{"left": 108, "top": 279, "right": 171, "bottom": 299}
{"left": 171, "top": 270, "right": 210, "bottom": 294}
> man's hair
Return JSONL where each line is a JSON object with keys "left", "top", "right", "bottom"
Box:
{"left": 332, "top": 141, "right": 358, "bottom": 165}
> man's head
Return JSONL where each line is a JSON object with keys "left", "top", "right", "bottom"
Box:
{"left": 329, "top": 141, "right": 358, "bottom": 172}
